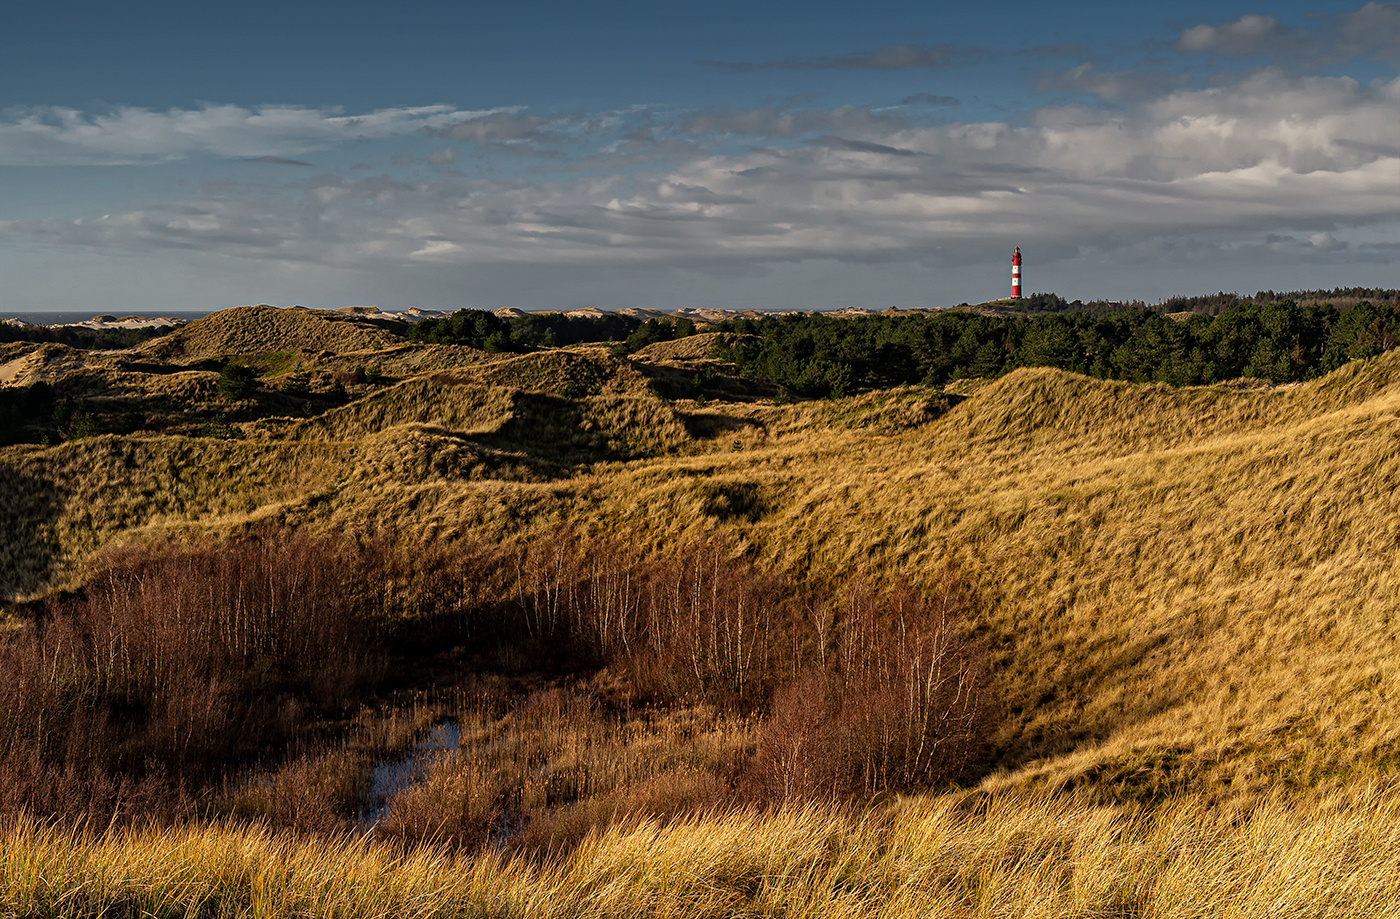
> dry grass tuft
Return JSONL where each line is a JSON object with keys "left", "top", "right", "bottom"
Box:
{"left": 8, "top": 784, "right": 1400, "bottom": 916}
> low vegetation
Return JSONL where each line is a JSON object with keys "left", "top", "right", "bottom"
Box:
{"left": 7, "top": 788, "right": 1400, "bottom": 917}
{"left": 5, "top": 295, "right": 1400, "bottom": 914}
{"left": 0, "top": 526, "right": 986, "bottom": 841}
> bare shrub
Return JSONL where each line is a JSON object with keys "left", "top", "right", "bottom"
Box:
{"left": 0, "top": 522, "right": 991, "bottom": 836}
{"left": 514, "top": 526, "right": 585, "bottom": 643}
{"left": 633, "top": 538, "right": 793, "bottom": 708}
{"left": 742, "top": 670, "right": 846, "bottom": 802}
{"left": 508, "top": 528, "right": 797, "bottom": 707}
{"left": 223, "top": 751, "right": 363, "bottom": 834}
{"left": 746, "top": 570, "right": 988, "bottom": 804}
{"left": 575, "top": 534, "right": 646, "bottom": 660}
{"left": 0, "top": 527, "right": 398, "bottom": 815}
{"left": 74, "top": 529, "right": 389, "bottom": 712}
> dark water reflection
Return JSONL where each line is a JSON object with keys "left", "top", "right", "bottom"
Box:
{"left": 359, "top": 720, "right": 460, "bottom": 829}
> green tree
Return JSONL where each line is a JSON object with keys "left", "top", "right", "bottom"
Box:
{"left": 217, "top": 362, "right": 259, "bottom": 400}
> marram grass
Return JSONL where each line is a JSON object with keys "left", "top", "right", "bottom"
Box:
{"left": 6, "top": 785, "right": 1400, "bottom": 917}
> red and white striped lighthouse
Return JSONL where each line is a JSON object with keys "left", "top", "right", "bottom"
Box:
{"left": 1011, "top": 246, "right": 1023, "bottom": 299}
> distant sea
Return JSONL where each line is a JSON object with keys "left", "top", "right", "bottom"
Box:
{"left": 2, "top": 310, "right": 218, "bottom": 326}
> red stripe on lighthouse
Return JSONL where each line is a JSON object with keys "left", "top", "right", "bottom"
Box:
{"left": 1011, "top": 246, "right": 1022, "bottom": 299}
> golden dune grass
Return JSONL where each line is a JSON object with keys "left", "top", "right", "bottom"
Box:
{"left": 630, "top": 331, "right": 732, "bottom": 362}
{"left": 10, "top": 343, "right": 1400, "bottom": 913}
{"left": 0, "top": 435, "right": 352, "bottom": 596}
{"left": 8, "top": 342, "right": 1400, "bottom": 801}
{"left": 135, "top": 305, "right": 402, "bottom": 363}
{"left": 6, "top": 784, "right": 1400, "bottom": 917}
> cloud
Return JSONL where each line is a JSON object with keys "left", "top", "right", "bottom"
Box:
{"left": 1176, "top": 3, "right": 1400, "bottom": 66}
{"left": 427, "top": 148, "right": 457, "bottom": 165}
{"left": 680, "top": 103, "right": 903, "bottom": 138}
{"left": 1335, "top": 1, "right": 1400, "bottom": 63}
{"left": 816, "top": 137, "right": 921, "bottom": 157}
{"left": 704, "top": 43, "right": 966, "bottom": 72}
{"left": 1178, "top": 14, "right": 1285, "bottom": 55}
{"left": 0, "top": 103, "right": 513, "bottom": 166}
{"left": 432, "top": 111, "right": 549, "bottom": 144}
{"left": 1018, "top": 42, "right": 1093, "bottom": 61}
{"left": 900, "top": 94, "right": 960, "bottom": 107}
{"left": 4, "top": 70, "right": 1397, "bottom": 288}
{"left": 243, "top": 155, "right": 313, "bottom": 166}
{"left": 1036, "top": 65, "right": 1188, "bottom": 103}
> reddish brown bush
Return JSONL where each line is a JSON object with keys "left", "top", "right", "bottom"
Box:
{"left": 509, "top": 529, "right": 800, "bottom": 708}
{"left": 746, "top": 571, "right": 988, "bottom": 804}
{"left": 0, "top": 524, "right": 991, "bottom": 832}
{"left": 0, "top": 528, "right": 397, "bottom": 809}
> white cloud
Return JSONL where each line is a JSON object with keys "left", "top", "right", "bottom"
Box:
{"left": 1179, "top": 14, "right": 1285, "bottom": 55}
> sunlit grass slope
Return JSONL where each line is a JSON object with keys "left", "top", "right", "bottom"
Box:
{"left": 625, "top": 353, "right": 1400, "bottom": 802}
{"left": 7, "top": 326, "right": 1400, "bottom": 803}
{"left": 136, "top": 304, "right": 401, "bottom": 363}
{"left": 312, "top": 350, "right": 1400, "bottom": 803}
{"left": 0, "top": 435, "right": 351, "bottom": 597}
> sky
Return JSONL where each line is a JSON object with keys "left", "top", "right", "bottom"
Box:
{"left": 1, "top": 1, "right": 1398, "bottom": 314}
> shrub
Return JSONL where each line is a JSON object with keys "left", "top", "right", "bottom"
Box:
{"left": 745, "top": 573, "right": 987, "bottom": 803}
{"left": 0, "top": 525, "right": 990, "bottom": 830}
{"left": 197, "top": 413, "right": 240, "bottom": 439}
{"left": 217, "top": 361, "right": 258, "bottom": 400}
{"left": 280, "top": 372, "right": 310, "bottom": 395}
{"left": 333, "top": 368, "right": 367, "bottom": 386}
{"left": 0, "top": 530, "right": 394, "bottom": 798}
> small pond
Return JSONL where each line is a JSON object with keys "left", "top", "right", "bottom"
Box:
{"left": 358, "top": 720, "right": 461, "bottom": 829}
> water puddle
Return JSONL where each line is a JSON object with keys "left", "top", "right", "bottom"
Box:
{"left": 359, "top": 720, "right": 461, "bottom": 829}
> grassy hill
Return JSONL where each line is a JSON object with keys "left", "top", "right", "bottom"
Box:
{"left": 135, "top": 304, "right": 402, "bottom": 363}
{"left": 6, "top": 305, "right": 1400, "bottom": 914}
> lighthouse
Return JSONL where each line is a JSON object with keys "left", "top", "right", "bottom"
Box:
{"left": 1011, "top": 246, "right": 1023, "bottom": 299}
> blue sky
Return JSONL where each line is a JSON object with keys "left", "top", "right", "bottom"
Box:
{"left": 2, "top": 1, "right": 1398, "bottom": 313}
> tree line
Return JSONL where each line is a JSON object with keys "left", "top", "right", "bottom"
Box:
{"left": 711, "top": 299, "right": 1400, "bottom": 398}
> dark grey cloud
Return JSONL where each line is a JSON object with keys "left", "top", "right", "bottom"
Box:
{"left": 1177, "top": 3, "right": 1400, "bottom": 67}
{"left": 817, "top": 137, "right": 921, "bottom": 157}
{"left": 703, "top": 43, "right": 966, "bottom": 72}
{"left": 433, "top": 111, "right": 549, "bottom": 143}
{"left": 1335, "top": 2, "right": 1400, "bottom": 62}
{"left": 1018, "top": 42, "right": 1093, "bottom": 61}
{"left": 1036, "top": 66, "right": 1189, "bottom": 103}
{"left": 243, "top": 155, "right": 313, "bottom": 166}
